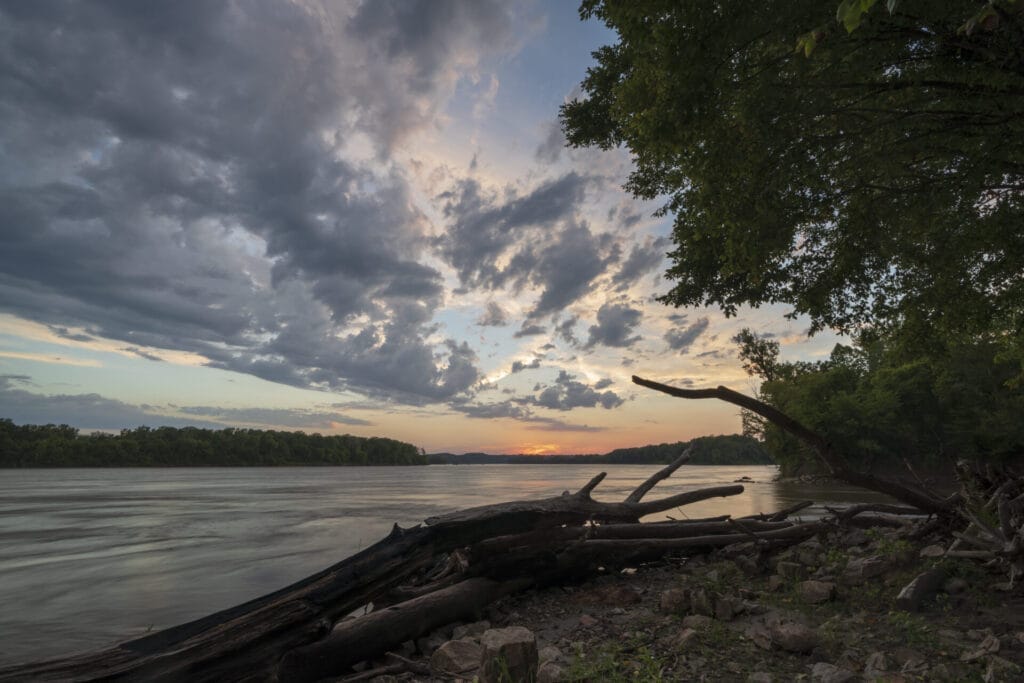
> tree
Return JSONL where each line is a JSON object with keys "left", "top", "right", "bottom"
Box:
{"left": 562, "top": 1, "right": 1024, "bottom": 360}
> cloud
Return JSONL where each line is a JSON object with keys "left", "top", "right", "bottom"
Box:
{"left": 177, "top": 405, "right": 372, "bottom": 428}
{"left": 529, "top": 370, "right": 623, "bottom": 411}
{"left": 0, "top": 377, "right": 223, "bottom": 431}
{"left": 510, "top": 357, "right": 541, "bottom": 373}
{"left": 450, "top": 398, "right": 604, "bottom": 432}
{"left": 0, "top": 1, "right": 528, "bottom": 404}
{"left": 513, "top": 323, "right": 547, "bottom": 338}
{"left": 612, "top": 236, "right": 668, "bottom": 291}
{"left": 477, "top": 302, "right": 509, "bottom": 327}
{"left": 122, "top": 347, "right": 164, "bottom": 362}
{"left": 585, "top": 303, "right": 643, "bottom": 349}
{"left": 664, "top": 317, "right": 711, "bottom": 354}
{"left": 535, "top": 120, "right": 566, "bottom": 164}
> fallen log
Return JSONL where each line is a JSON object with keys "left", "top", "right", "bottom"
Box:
{"left": 631, "top": 375, "right": 954, "bottom": 515}
{"left": 0, "top": 462, "right": 745, "bottom": 682}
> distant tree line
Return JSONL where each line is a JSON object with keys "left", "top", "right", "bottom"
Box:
{"left": 427, "top": 434, "right": 772, "bottom": 465}
{"left": 0, "top": 420, "right": 426, "bottom": 467}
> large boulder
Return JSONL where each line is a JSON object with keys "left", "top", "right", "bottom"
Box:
{"left": 479, "top": 626, "right": 538, "bottom": 683}
{"left": 770, "top": 622, "right": 818, "bottom": 653}
{"left": 798, "top": 580, "right": 836, "bottom": 604}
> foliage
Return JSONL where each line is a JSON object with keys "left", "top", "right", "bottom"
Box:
{"left": 562, "top": 1, "right": 1024, "bottom": 365}
{"left": 0, "top": 420, "right": 426, "bottom": 467}
{"left": 427, "top": 434, "right": 773, "bottom": 465}
{"left": 733, "top": 328, "right": 1024, "bottom": 475}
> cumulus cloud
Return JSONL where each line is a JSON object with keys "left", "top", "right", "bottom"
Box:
{"left": 0, "top": 376, "right": 222, "bottom": 431}
{"left": 530, "top": 370, "right": 623, "bottom": 411}
{"left": 477, "top": 302, "right": 509, "bottom": 327}
{"left": 510, "top": 358, "right": 541, "bottom": 373}
{"left": 450, "top": 398, "right": 604, "bottom": 432}
{"left": 435, "top": 174, "right": 620, "bottom": 318}
{"left": 612, "top": 236, "right": 669, "bottom": 291}
{"left": 665, "top": 317, "right": 711, "bottom": 354}
{"left": 0, "top": 1, "right": 526, "bottom": 404}
{"left": 177, "top": 405, "right": 372, "bottom": 428}
{"left": 585, "top": 303, "right": 643, "bottom": 349}
{"left": 513, "top": 323, "right": 547, "bottom": 338}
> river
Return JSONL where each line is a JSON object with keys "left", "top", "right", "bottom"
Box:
{"left": 0, "top": 464, "right": 889, "bottom": 665}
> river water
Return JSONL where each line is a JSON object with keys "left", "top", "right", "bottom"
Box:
{"left": 0, "top": 464, "right": 889, "bottom": 665}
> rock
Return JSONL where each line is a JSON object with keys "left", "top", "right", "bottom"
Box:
{"left": 798, "top": 580, "right": 836, "bottom": 604}
{"left": 430, "top": 638, "right": 483, "bottom": 674}
{"left": 810, "top": 662, "right": 857, "bottom": 682}
{"left": 690, "top": 587, "right": 715, "bottom": 616}
{"left": 452, "top": 620, "right": 491, "bottom": 640}
{"left": 768, "top": 575, "right": 787, "bottom": 592}
{"left": 920, "top": 544, "right": 946, "bottom": 558}
{"left": 368, "top": 676, "right": 399, "bottom": 683}
{"left": 682, "top": 614, "right": 715, "bottom": 630}
{"left": 671, "top": 628, "right": 699, "bottom": 648}
{"left": 892, "top": 647, "right": 925, "bottom": 667}
{"left": 895, "top": 568, "right": 947, "bottom": 612}
{"left": 984, "top": 655, "right": 1022, "bottom": 682}
{"left": 930, "top": 662, "right": 975, "bottom": 682}
{"left": 578, "top": 614, "right": 599, "bottom": 628}
{"left": 841, "top": 556, "right": 889, "bottom": 585}
{"left": 715, "top": 594, "right": 741, "bottom": 621}
{"left": 843, "top": 529, "right": 870, "bottom": 546}
{"left": 660, "top": 588, "right": 690, "bottom": 614}
{"left": 771, "top": 622, "right": 818, "bottom": 653}
{"left": 943, "top": 577, "right": 968, "bottom": 595}
{"left": 777, "top": 561, "right": 809, "bottom": 581}
{"left": 537, "top": 661, "right": 565, "bottom": 683}
{"left": 747, "top": 673, "right": 773, "bottom": 682}
{"left": 962, "top": 633, "right": 1001, "bottom": 662}
{"left": 797, "top": 547, "right": 820, "bottom": 567}
{"left": 538, "top": 645, "right": 562, "bottom": 664}
{"left": 593, "top": 584, "right": 642, "bottom": 606}
{"left": 735, "top": 555, "right": 760, "bottom": 576}
{"left": 705, "top": 569, "right": 721, "bottom": 583}
{"left": 415, "top": 630, "right": 449, "bottom": 655}
{"left": 864, "top": 651, "right": 888, "bottom": 678}
{"left": 746, "top": 622, "right": 773, "bottom": 651}
{"left": 479, "top": 627, "right": 538, "bottom": 683}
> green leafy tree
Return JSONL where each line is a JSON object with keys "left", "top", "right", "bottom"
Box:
{"left": 562, "top": 1, "right": 1024, "bottom": 359}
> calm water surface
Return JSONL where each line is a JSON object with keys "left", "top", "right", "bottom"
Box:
{"left": 0, "top": 465, "right": 888, "bottom": 665}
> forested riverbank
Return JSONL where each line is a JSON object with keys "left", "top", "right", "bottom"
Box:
{"left": 0, "top": 420, "right": 425, "bottom": 467}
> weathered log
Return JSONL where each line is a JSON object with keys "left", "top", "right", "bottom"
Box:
{"left": 278, "top": 577, "right": 531, "bottom": 683}
{"left": 0, "top": 468, "right": 741, "bottom": 682}
{"left": 631, "top": 375, "right": 953, "bottom": 515}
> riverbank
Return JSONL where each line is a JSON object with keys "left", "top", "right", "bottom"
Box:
{"left": 366, "top": 521, "right": 1024, "bottom": 682}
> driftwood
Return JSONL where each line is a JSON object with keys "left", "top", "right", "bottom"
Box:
{"left": 0, "top": 458, "right": 771, "bottom": 682}
{"left": 5, "top": 393, "right": 1010, "bottom": 683}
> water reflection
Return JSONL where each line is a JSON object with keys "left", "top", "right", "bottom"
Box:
{"left": 0, "top": 464, "right": 890, "bottom": 665}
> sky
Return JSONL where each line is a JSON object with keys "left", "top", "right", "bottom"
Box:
{"left": 0, "top": 1, "right": 841, "bottom": 455}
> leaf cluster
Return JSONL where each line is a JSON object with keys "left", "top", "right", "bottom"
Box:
{"left": 564, "top": 1, "right": 1024, "bottom": 358}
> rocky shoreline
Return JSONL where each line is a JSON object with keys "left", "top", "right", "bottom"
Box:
{"left": 350, "top": 520, "right": 1024, "bottom": 682}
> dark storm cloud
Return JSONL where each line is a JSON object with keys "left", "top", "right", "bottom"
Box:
{"left": 585, "top": 303, "right": 643, "bottom": 349}
{"left": 348, "top": 0, "right": 519, "bottom": 148}
{"left": 436, "top": 173, "right": 590, "bottom": 290}
{"left": 665, "top": 317, "right": 711, "bottom": 354}
{"left": 477, "top": 302, "right": 509, "bottom": 327}
{"left": 612, "top": 236, "right": 669, "bottom": 291}
{"left": 0, "top": 1, "right": 515, "bottom": 403}
{"left": 529, "top": 371, "right": 623, "bottom": 411}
